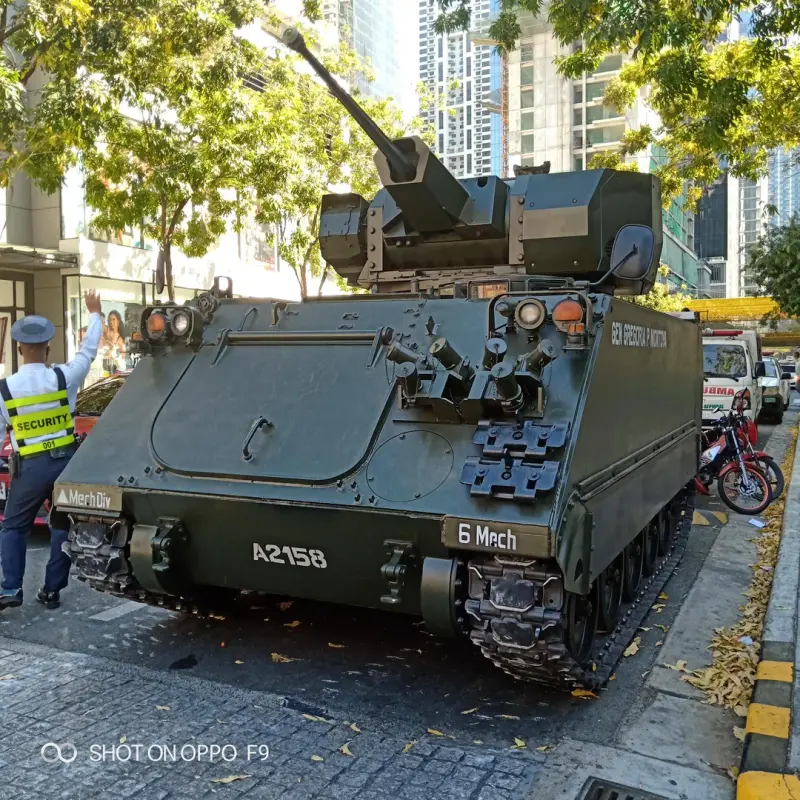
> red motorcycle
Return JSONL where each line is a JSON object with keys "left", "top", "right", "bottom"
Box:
{"left": 696, "top": 390, "right": 772, "bottom": 514}
{"left": 702, "top": 389, "right": 784, "bottom": 500}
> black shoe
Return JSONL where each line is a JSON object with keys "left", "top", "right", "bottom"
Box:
{"left": 0, "top": 590, "right": 23, "bottom": 610}
{"left": 36, "top": 588, "right": 60, "bottom": 609}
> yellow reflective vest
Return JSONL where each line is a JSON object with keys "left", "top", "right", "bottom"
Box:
{"left": 0, "top": 367, "right": 76, "bottom": 457}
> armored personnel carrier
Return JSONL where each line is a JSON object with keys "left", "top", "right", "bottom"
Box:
{"left": 56, "top": 29, "right": 701, "bottom": 688}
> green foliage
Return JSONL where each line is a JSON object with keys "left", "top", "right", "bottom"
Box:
{"left": 747, "top": 217, "right": 800, "bottom": 318}
{"left": 1, "top": 0, "right": 414, "bottom": 300}
{"left": 435, "top": 1, "right": 800, "bottom": 206}
{"left": 625, "top": 266, "right": 693, "bottom": 312}
{"left": 254, "top": 39, "right": 428, "bottom": 297}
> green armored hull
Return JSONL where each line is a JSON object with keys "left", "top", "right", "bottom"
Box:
{"left": 55, "top": 27, "right": 702, "bottom": 687}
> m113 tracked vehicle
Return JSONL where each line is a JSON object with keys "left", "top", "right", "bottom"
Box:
{"left": 56, "top": 28, "right": 701, "bottom": 688}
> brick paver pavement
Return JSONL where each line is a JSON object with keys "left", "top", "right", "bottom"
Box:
{"left": 0, "top": 638, "right": 543, "bottom": 799}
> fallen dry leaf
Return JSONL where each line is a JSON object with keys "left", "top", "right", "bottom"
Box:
{"left": 402, "top": 741, "right": 417, "bottom": 753}
{"left": 665, "top": 660, "right": 689, "bottom": 673}
{"left": 638, "top": 627, "right": 652, "bottom": 632}
{"left": 210, "top": 775, "right": 250, "bottom": 785}
{"left": 473, "top": 739, "right": 483, "bottom": 745}
{"left": 303, "top": 714, "right": 332, "bottom": 724}
{"left": 733, "top": 726, "right": 746, "bottom": 742}
{"left": 271, "top": 652, "right": 298, "bottom": 664}
{"left": 208, "top": 614, "right": 226, "bottom": 621}
{"left": 512, "top": 737, "right": 527, "bottom": 749}
{"left": 235, "top": 660, "right": 244, "bottom": 665}
{"left": 658, "top": 592, "right": 669, "bottom": 601}
{"left": 571, "top": 689, "right": 598, "bottom": 699}
{"left": 651, "top": 603, "right": 665, "bottom": 613}
{"left": 609, "top": 674, "right": 617, "bottom": 681}
{"left": 623, "top": 637, "right": 641, "bottom": 657}
{"left": 328, "top": 643, "right": 345, "bottom": 649}
{"left": 155, "top": 705, "right": 170, "bottom": 711}
{"left": 727, "top": 765, "right": 740, "bottom": 782}
{"left": 656, "top": 641, "right": 663, "bottom": 647}
{"left": 461, "top": 707, "right": 480, "bottom": 715}
{"left": 0, "top": 675, "right": 16, "bottom": 681}
{"left": 733, "top": 704, "right": 749, "bottom": 718}
{"left": 311, "top": 755, "right": 324, "bottom": 762}
{"left": 535, "top": 744, "right": 554, "bottom": 753}
{"left": 427, "top": 728, "right": 445, "bottom": 737}
{"left": 349, "top": 722, "right": 361, "bottom": 733}
{"left": 120, "top": 736, "right": 127, "bottom": 744}
{"left": 655, "top": 624, "right": 670, "bottom": 632}
{"left": 339, "top": 743, "right": 354, "bottom": 757}
{"left": 278, "top": 601, "right": 293, "bottom": 611}
{"left": 284, "top": 620, "right": 302, "bottom": 629}
{"left": 498, "top": 714, "right": 521, "bottom": 720}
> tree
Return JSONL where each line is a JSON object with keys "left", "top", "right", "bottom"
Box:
{"left": 623, "top": 266, "right": 694, "bottom": 312}
{"left": 434, "top": 1, "right": 800, "bottom": 206}
{"left": 747, "top": 217, "right": 800, "bottom": 318}
{"left": 0, "top": 0, "right": 322, "bottom": 301}
{"left": 255, "top": 40, "right": 429, "bottom": 297}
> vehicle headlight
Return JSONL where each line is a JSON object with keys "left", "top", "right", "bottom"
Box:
{"left": 170, "top": 310, "right": 192, "bottom": 337}
{"left": 514, "top": 298, "right": 546, "bottom": 331}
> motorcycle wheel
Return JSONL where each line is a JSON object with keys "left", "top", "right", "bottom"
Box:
{"left": 717, "top": 464, "right": 772, "bottom": 515}
{"left": 751, "top": 455, "right": 785, "bottom": 500}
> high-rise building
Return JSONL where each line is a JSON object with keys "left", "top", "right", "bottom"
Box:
{"left": 768, "top": 147, "right": 800, "bottom": 225}
{"left": 418, "top": 0, "right": 497, "bottom": 178}
{"left": 695, "top": 171, "right": 728, "bottom": 297}
{"left": 505, "top": 11, "right": 709, "bottom": 296}
{"left": 322, "top": 1, "right": 407, "bottom": 108}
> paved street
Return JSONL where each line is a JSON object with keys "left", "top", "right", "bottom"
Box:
{"left": 0, "top": 401, "right": 795, "bottom": 799}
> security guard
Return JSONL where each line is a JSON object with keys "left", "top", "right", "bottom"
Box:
{"left": 0, "top": 290, "right": 103, "bottom": 610}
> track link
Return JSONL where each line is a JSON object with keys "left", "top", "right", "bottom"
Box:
{"left": 464, "top": 484, "right": 695, "bottom": 689}
{"left": 64, "top": 519, "right": 226, "bottom": 617}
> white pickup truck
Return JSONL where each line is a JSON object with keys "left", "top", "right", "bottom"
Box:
{"left": 702, "top": 329, "right": 765, "bottom": 426}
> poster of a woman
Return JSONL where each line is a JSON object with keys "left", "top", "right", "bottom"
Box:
{"left": 100, "top": 309, "right": 127, "bottom": 375}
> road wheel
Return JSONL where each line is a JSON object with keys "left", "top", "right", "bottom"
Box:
{"left": 598, "top": 553, "right": 624, "bottom": 633}
{"left": 643, "top": 518, "right": 659, "bottom": 576}
{"left": 657, "top": 507, "right": 672, "bottom": 556}
{"left": 565, "top": 584, "right": 598, "bottom": 665}
{"left": 622, "top": 533, "right": 643, "bottom": 602}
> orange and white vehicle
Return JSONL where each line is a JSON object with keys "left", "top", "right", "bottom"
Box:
{"left": 702, "top": 329, "right": 764, "bottom": 426}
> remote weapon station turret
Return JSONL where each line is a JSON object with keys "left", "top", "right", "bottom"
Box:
{"left": 57, "top": 28, "right": 701, "bottom": 687}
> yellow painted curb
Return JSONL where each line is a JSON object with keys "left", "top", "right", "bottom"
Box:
{"left": 745, "top": 703, "right": 791, "bottom": 739}
{"left": 756, "top": 661, "right": 794, "bottom": 683}
{"left": 692, "top": 510, "right": 709, "bottom": 525}
{"left": 708, "top": 510, "right": 728, "bottom": 524}
{"left": 737, "top": 771, "right": 800, "bottom": 800}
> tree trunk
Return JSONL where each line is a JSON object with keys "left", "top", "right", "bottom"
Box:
{"left": 317, "top": 264, "right": 329, "bottom": 296}
{"left": 164, "top": 241, "right": 175, "bottom": 302}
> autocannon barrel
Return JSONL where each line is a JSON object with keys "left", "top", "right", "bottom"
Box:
{"left": 282, "top": 28, "right": 416, "bottom": 183}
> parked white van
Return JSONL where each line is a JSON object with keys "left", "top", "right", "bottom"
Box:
{"left": 702, "top": 329, "right": 765, "bottom": 426}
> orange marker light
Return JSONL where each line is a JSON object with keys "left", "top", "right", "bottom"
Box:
{"left": 552, "top": 299, "right": 584, "bottom": 332}
{"left": 146, "top": 312, "right": 168, "bottom": 338}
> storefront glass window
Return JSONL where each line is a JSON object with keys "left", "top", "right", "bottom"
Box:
{"left": 66, "top": 275, "right": 203, "bottom": 387}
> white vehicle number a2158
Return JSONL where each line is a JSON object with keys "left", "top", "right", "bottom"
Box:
{"left": 253, "top": 544, "right": 327, "bottom": 568}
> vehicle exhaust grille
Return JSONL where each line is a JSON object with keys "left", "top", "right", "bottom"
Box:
{"left": 577, "top": 778, "right": 671, "bottom": 800}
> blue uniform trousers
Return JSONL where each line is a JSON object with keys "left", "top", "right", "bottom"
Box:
{"left": 0, "top": 443, "right": 76, "bottom": 593}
